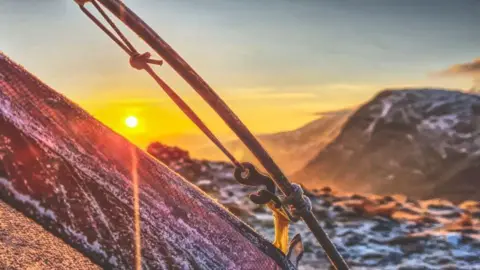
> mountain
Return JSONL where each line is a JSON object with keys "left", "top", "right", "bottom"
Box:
{"left": 147, "top": 142, "right": 480, "bottom": 270}
{"left": 0, "top": 52, "right": 293, "bottom": 269}
{"left": 295, "top": 89, "right": 480, "bottom": 202}
{"left": 196, "top": 109, "right": 352, "bottom": 175}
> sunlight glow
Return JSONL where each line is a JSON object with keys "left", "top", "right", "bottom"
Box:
{"left": 130, "top": 146, "right": 142, "bottom": 270}
{"left": 125, "top": 116, "right": 139, "bottom": 128}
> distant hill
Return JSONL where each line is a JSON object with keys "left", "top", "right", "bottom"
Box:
{"left": 294, "top": 89, "right": 480, "bottom": 202}
{"left": 196, "top": 109, "right": 352, "bottom": 175}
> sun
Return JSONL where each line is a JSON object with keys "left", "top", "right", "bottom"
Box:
{"left": 125, "top": 115, "right": 139, "bottom": 128}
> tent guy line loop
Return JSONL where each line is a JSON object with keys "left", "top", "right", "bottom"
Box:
{"left": 233, "top": 163, "right": 311, "bottom": 223}
{"left": 282, "top": 184, "right": 313, "bottom": 221}
{"left": 76, "top": 0, "right": 244, "bottom": 170}
{"left": 75, "top": 1, "right": 349, "bottom": 269}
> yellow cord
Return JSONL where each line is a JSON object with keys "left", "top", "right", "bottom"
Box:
{"left": 266, "top": 202, "right": 290, "bottom": 254}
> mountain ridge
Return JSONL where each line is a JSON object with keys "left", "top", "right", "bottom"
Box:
{"left": 295, "top": 88, "right": 480, "bottom": 202}
{"left": 195, "top": 109, "right": 352, "bottom": 175}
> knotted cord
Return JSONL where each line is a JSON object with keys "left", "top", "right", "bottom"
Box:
{"left": 282, "top": 184, "right": 313, "bottom": 221}
{"left": 234, "top": 163, "right": 312, "bottom": 222}
{"left": 76, "top": 0, "right": 243, "bottom": 169}
{"left": 75, "top": 1, "right": 349, "bottom": 269}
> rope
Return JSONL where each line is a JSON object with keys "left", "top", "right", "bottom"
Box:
{"left": 77, "top": 0, "right": 243, "bottom": 169}
{"left": 233, "top": 163, "right": 312, "bottom": 222}
{"left": 282, "top": 184, "right": 312, "bottom": 222}
{"left": 90, "top": 0, "right": 137, "bottom": 53}
{"left": 79, "top": 4, "right": 132, "bottom": 55}
{"left": 76, "top": 1, "right": 349, "bottom": 269}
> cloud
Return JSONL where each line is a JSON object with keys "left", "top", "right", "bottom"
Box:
{"left": 437, "top": 58, "right": 480, "bottom": 78}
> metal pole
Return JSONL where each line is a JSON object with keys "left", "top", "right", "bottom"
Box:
{"left": 91, "top": 1, "right": 349, "bottom": 268}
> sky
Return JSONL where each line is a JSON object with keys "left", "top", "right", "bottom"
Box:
{"left": 1, "top": 0, "right": 479, "bottom": 148}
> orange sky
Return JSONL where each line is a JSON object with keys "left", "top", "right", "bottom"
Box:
{"left": 80, "top": 85, "right": 367, "bottom": 149}
{"left": 1, "top": 1, "right": 477, "bottom": 149}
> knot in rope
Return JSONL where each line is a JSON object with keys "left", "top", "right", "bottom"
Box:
{"left": 282, "top": 183, "right": 312, "bottom": 221}
{"left": 130, "top": 52, "right": 151, "bottom": 70}
{"left": 129, "top": 52, "right": 164, "bottom": 70}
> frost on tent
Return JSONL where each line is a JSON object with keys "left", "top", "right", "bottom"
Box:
{"left": 0, "top": 52, "right": 293, "bottom": 269}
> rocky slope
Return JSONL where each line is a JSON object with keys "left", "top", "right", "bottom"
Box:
{"left": 295, "top": 89, "right": 480, "bottom": 202}
{"left": 148, "top": 142, "right": 480, "bottom": 270}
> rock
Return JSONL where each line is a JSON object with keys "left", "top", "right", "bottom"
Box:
{"left": 143, "top": 142, "right": 480, "bottom": 269}
{"left": 222, "top": 203, "right": 253, "bottom": 219}
{"left": 370, "top": 218, "right": 397, "bottom": 233}
{"left": 446, "top": 233, "right": 462, "bottom": 246}
{"left": 253, "top": 213, "right": 274, "bottom": 226}
{"left": 377, "top": 195, "right": 396, "bottom": 204}
{"left": 340, "top": 231, "right": 365, "bottom": 247}
{"left": 328, "top": 203, "right": 360, "bottom": 219}
{"left": 252, "top": 205, "right": 267, "bottom": 213}
{"left": 319, "top": 186, "right": 332, "bottom": 193}
{"left": 423, "top": 199, "right": 456, "bottom": 212}
{"left": 439, "top": 211, "right": 462, "bottom": 219}
{"left": 459, "top": 200, "right": 480, "bottom": 212}
{"left": 312, "top": 203, "right": 328, "bottom": 219}
{"left": 195, "top": 179, "right": 218, "bottom": 193}
{"left": 350, "top": 194, "right": 367, "bottom": 201}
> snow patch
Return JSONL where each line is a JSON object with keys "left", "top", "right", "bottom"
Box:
{"left": 0, "top": 176, "right": 57, "bottom": 221}
{"left": 380, "top": 99, "right": 393, "bottom": 118}
{"left": 64, "top": 226, "right": 118, "bottom": 267}
{"left": 419, "top": 114, "right": 459, "bottom": 132}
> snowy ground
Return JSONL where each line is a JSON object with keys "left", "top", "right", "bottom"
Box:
{"left": 149, "top": 143, "right": 480, "bottom": 270}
